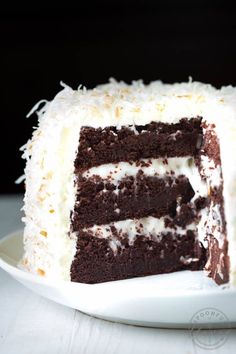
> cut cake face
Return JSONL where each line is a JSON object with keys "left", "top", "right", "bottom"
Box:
{"left": 20, "top": 80, "right": 236, "bottom": 285}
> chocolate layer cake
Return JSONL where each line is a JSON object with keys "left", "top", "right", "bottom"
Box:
{"left": 20, "top": 79, "right": 236, "bottom": 285}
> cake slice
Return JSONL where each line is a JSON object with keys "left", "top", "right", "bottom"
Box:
{"left": 20, "top": 79, "right": 236, "bottom": 285}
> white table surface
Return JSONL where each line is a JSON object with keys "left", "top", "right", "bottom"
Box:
{"left": 0, "top": 195, "right": 236, "bottom": 354}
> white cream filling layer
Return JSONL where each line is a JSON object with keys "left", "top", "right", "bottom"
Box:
{"left": 83, "top": 157, "right": 195, "bottom": 181}
{"left": 84, "top": 216, "right": 197, "bottom": 253}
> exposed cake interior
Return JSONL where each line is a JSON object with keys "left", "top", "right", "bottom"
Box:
{"left": 70, "top": 117, "right": 229, "bottom": 284}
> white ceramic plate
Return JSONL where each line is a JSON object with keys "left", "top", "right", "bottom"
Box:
{"left": 0, "top": 231, "right": 236, "bottom": 328}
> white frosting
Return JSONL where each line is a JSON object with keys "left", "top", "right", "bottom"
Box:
{"left": 20, "top": 109, "right": 80, "bottom": 280}
{"left": 84, "top": 216, "right": 196, "bottom": 253}
{"left": 20, "top": 79, "right": 236, "bottom": 285}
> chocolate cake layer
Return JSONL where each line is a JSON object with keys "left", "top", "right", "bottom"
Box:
{"left": 72, "top": 174, "right": 195, "bottom": 229}
{"left": 70, "top": 230, "right": 206, "bottom": 283}
{"left": 203, "top": 183, "right": 229, "bottom": 285}
{"left": 205, "top": 237, "right": 229, "bottom": 285}
{"left": 75, "top": 118, "right": 203, "bottom": 171}
{"left": 201, "top": 122, "right": 221, "bottom": 166}
{"left": 199, "top": 123, "right": 229, "bottom": 285}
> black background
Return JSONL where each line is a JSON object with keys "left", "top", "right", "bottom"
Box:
{"left": 2, "top": 1, "right": 236, "bottom": 194}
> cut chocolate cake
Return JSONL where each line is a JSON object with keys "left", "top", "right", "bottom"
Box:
{"left": 19, "top": 79, "right": 236, "bottom": 285}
